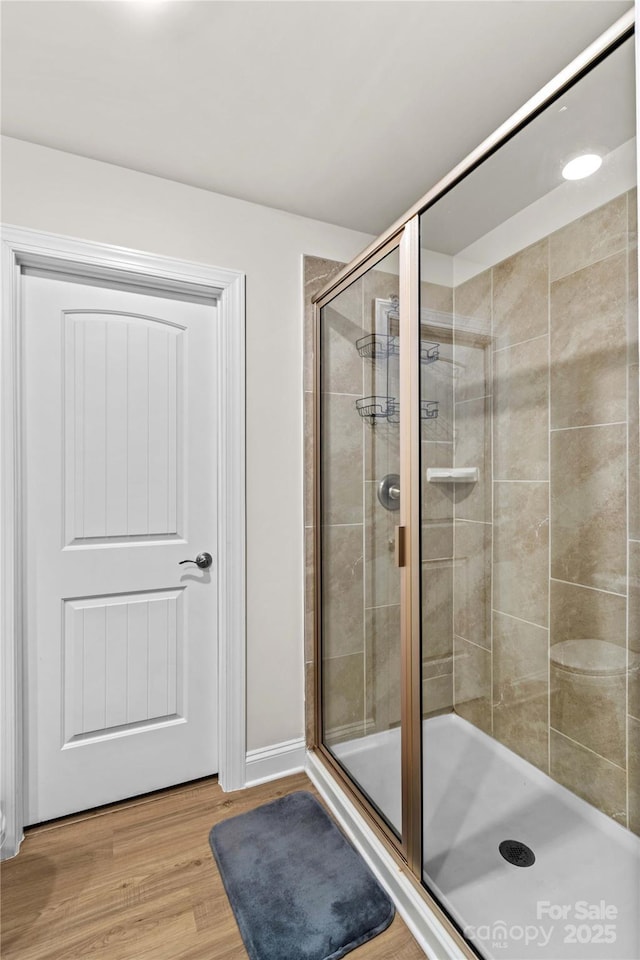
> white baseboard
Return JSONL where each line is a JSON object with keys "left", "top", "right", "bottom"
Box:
{"left": 244, "top": 737, "right": 306, "bottom": 788}
{"left": 306, "top": 750, "right": 468, "bottom": 960}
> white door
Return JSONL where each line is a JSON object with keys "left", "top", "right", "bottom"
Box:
{"left": 23, "top": 272, "right": 219, "bottom": 824}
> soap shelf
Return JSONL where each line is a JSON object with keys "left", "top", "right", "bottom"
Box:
{"left": 355, "top": 397, "right": 439, "bottom": 424}
{"left": 426, "top": 467, "right": 478, "bottom": 483}
{"left": 355, "top": 305, "right": 440, "bottom": 424}
{"left": 356, "top": 334, "right": 398, "bottom": 360}
{"left": 421, "top": 400, "right": 439, "bottom": 421}
{"left": 420, "top": 340, "right": 440, "bottom": 365}
{"left": 355, "top": 396, "right": 399, "bottom": 423}
{"left": 355, "top": 333, "right": 439, "bottom": 365}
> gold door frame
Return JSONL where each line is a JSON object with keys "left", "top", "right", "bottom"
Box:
{"left": 312, "top": 221, "right": 424, "bottom": 871}
{"left": 312, "top": 229, "right": 409, "bottom": 861}
{"left": 398, "top": 216, "right": 423, "bottom": 876}
{"left": 312, "top": 222, "right": 475, "bottom": 956}
{"left": 309, "top": 8, "right": 634, "bottom": 954}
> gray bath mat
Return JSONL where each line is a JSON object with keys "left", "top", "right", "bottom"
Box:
{"left": 208, "top": 790, "right": 395, "bottom": 960}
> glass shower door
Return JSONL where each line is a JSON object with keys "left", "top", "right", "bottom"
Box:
{"left": 314, "top": 16, "right": 637, "bottom": 960}
{"left": 418, "top": 31, "right": 639, "bottom": 960}
{"left": 318, "top": 244, "right": 405, "bottom": 841}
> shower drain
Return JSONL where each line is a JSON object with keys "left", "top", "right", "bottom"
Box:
{"left": 499, "top": 839, "right": 536, "bottom": 867}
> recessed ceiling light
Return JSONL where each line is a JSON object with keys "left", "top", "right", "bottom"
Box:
{"left": 562, "top": 154, "right": 603, "bottom": 181}
{"left": 128, "top": 0, "right": 166, "bottom": 12}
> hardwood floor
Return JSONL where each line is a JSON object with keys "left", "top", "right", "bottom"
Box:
{"left": 1, "top": 772, "right": 427, "bottom": 959}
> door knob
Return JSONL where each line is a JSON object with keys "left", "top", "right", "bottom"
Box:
{"left": 179, "top": 552, "right": 213, "bottom": 569}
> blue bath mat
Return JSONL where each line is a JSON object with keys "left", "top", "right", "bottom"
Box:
{"left": 209, "top": 790, "right": 395, "bottom": 960}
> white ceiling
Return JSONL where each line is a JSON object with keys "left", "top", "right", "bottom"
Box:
{"left": 0, "top": 0, "right": 634, "bottom": 236}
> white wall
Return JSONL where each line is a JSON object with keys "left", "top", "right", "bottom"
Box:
{"left": 1, "top": 135, "right": 373, "bottom": 753}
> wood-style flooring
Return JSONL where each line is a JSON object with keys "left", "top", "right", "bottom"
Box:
{"left": 0, "top": 772, "right": 427, "bottom": 959}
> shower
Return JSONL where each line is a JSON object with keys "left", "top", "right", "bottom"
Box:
{"left": 306, "top": 12, "right": 639, "bottom": 960}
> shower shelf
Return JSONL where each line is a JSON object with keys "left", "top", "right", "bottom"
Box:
{"left": 421, "top": 400, "right": 439, "bottom": 420}
{"left": 355, "top": 396, "right": 400, "bottom": 423}
{"left": 355, "top": 321, "right": 440, "bottom": 424}
{"left": 355, "top": 333, "right": 439, "bottom": 365}
{"left": 356, "top": 333, "right": 397, "bottom": 360}
{"left": 355, "top": 396, "right": 439, "bottom": 423}
{"left": 420, "top": 340, "right": 440, "bottom": 364}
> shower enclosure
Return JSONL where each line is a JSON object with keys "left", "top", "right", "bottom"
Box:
{"left": 310, "top": 13, "right": 639, "bottom": 960}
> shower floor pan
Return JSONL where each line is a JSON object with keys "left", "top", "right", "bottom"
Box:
{"left": 332, "top": 714, "right": 640, "bottom": 960}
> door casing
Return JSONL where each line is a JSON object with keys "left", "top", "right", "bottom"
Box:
{"left": 0, "top": 224, "right": 247, "bottom": 859}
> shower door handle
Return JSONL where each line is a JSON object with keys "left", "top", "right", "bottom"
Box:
{"left": 394, "top": 526, "right": 406, "bottom": 568}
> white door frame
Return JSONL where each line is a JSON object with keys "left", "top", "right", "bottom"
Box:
{"left": 0, "top": 225, "right": 247, "bottom": 859}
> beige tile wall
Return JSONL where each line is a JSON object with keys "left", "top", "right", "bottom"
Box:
{"left": 304, "top": 189, "right": 639, "bottom": 834}
{"left": 452, "top": 190, "right": 639, "bottom": 833}
{"left": 421, "top": 282, "right": 455, "bottom": 716}
{"left": 305, "top": 255, "right": 406, "bottom": 745}
{"left": 304, "top": 258, "right": 456, "bottom": 745}
{"left": 452, "top": 269, "right": 494, "bottom": 731}
{"left": 303, "top": 257, "right": 346, "bottom": 746}
{"left": 628, "top": 190, "right": 640, "bottom": 834}
{"left": 360, "top": 264, "right": 404, "bottom": 737}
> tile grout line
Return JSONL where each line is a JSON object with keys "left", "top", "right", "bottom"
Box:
{"left": 454, "top": 632, "right": 492, "bottom": 654}
{"left": 550, "top": 420, "right": 626, "bottom": 433}
{"left": 494, "top": 608, "right": 549, "bottom": 632}
{"left": 550, "top": 240, "right": 628, "bottom": 285}
{"left": 550, "top": 575, "right": 627, "bottom": 600}
{"left": 551, "top": 725, "right": 627, "bottom": 774}
{"left": 625, "top": 190, "right": 630, "bottom": 829}
{"left": 493, "top": 479, "right": 550, "bottom": 484}
{"left": 493, "top": 331, "right": 548, "bottom": 355}
{"left": 547, "top": 234, "right": 552, "bottom": 777}
{"left": 361, "top": 280, "right": 367, "bottom": 736}
{"left": 489, "top": 265, "right": 495, "bottom": 738}
{"left": 452, "top": 282, "right": 458, "bottom": 720}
